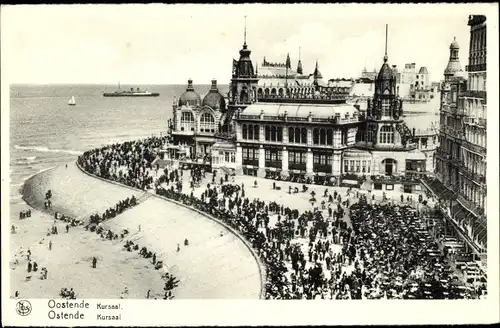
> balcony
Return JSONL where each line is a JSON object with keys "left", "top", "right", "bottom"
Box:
{"left": 465, "top": 63, "right": 486, "bottom": 72}
{"left": 265, "top": 160, "right": 282, "bottom": 169}
{"left": 464, "top": 117, "right": 486, "bottom": 128}
{"left": 313, "top": 164, "right": 332, "bottom": 174}
{"left": 242, "top": 159, "right": 259, "bottom": 166}
{"left": 461, "top": 90, "right": 486, "bottom": 99}
{"left": 463, "top": 139, "right": 486, "bottom": 156}
{"left": 289, "top": 162, "right": 306, "bottom": 171}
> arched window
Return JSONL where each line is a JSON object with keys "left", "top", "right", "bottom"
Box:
{"left": 200, "top": 112, "right": 216, "bottom": 133}
{"left": 289, "top": 127, "right": 294, "bottom": 143}
{"left": 254, "top": 125, "right": 260, "bottom": 140}
{"left": 265, "top": 126, "right": 271, "bottom": 141}
{"left": 379, "top": 125, "right": 394, "bottom": 144}
{"left": 257, "top": 88, "right": 264, "bottom": 99}
{"left": 180, "top": 111, "right": 195, "bottom": 132}
{"left": 301, "top": 128, "right": 308, "bottom": 144}
{"left": 327, "top": 129, "right": 333, "bottom": 145}
{"left": 271, "top": 88, "right": 277, "bottom": 96}
{"left": 265, "top": 88, "right": 270, "bottom": 97}
{"left": 277, "top": 127, "right": 283, "bottom": 142}
{"left": 240, "top": 87, "right": 249, "bottom": 103}
{"left": 278, "top": 88, "right": 284, "bottom": 97}
{"left": 271, "top": 126, "right": 277, "bottom": 141}
{"left": 319, "top": 129, "right": 326, "bottom": 145}
{"left": 313, "top": 128, "right": 320, "bottom": 145}
{"left": 242, "top": 124, "right": 248, "bottom": 139}
{"left": 294, "top": 127, "right": 301, "bottom": 143}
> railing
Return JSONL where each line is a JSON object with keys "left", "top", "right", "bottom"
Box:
{"left": 313, "top": 164, "right": 332, "bottom": 174}
{"left": 257, "top": 97, "right": 348, "bottom": 105}
{"left": 288, "top": 163, "right": 306, "bottom": 171}
{"left": 265, "top": 161, "right": 282, "bottom": 169}
{"left": 242, "top": 159, "right": 259, "bottom": 166}
{"left": 465, "top": 63, "right": 486, "bottom": 72}
{"left": 463, "top": 139, "right": 486, "bottom": 156}
{"left": 464, "top": 117, "right": 486, "bottom": 128}
{"left": 461, "top": 90, "right": 486, "bottom": 99}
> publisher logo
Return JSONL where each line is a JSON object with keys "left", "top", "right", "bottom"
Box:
{"left": 16, "top": 300, "right": 32, "bottom": 316}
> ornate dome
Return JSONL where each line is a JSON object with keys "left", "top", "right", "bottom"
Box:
{"left": 450, "top": 37, "right": 460, "bottom": 49}
{"left": 444, "top": 38, "right": 463, "bottom": 77}
{"left": 377, "top": 56, "right": 393, "bottom": 80}
{"left": 202, "top": 79, "right": 226, "bottom": 111}
{"left": 178, "top": 79, "right": 201, "bottom": 107}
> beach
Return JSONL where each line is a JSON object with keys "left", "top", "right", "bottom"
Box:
{"left": 11, "top": 162, "right": 262, "bottom": 299}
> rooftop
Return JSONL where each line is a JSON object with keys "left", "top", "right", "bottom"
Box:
{"left": 240, "top": 102, "right": 357, "bottom": 120}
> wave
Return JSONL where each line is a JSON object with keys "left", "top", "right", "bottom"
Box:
{"left": 14, "top": 145, "right": 83, "bottom": 156}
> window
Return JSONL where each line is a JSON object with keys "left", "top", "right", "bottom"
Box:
{"left": 313, "top": 129, "right": 320, "bottom": 145}
{"left": 350, "top": 160, "right": 355, "bottom": 172}
{"left": 379, "top": 125, "right": 395, "bottom": 144}
{"left": 301, "top": 128, "right": 308, "bottom": 144}
{"left": 225, "top": 152, "right": 230, "bottom": 162}
{"left": 289, "top": 127, "right": 294, "bottom": 143}
{"left": 265, "top": 149, "right": 282, "bottom": 162}
{"left": 265, "top": 126, "right": 271, "bottom": 141}
{"left": 289, "top": 151, "right": 306, "bottom": 163}
{"left": 200, "top": 112, "right": 216, "bottom": 133}
{"left": 253, "top": 125, "right": 259, "bottom": 140}
{"left": 180, "top": 111, "right": 195, "bottom": 131}
{"left": 327, "top": 130, "right": 333, "bottom": 145}
{"left": 242, "top": 124, "right": 248, "bottom": 139}
{"left": 230, "top": 153, "right": 235, "bottom": 163}
{"left": 344, "top": 160, "right": 349, "bottom": 173}
{"left": 320, "top": 129, "right": 326, "bottom": 145}
{"left": 382, "top": 99, "right": 391, "bottom": 116}
{"left": 362, "top": 160, "right": 366, "bottom": 173}
{"left": 356, "top": 160, "right": 360, "bottom": 173}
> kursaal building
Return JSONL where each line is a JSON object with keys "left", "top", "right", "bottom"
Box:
{"left": 168, "top": 25, "right": 436, "bottom": 191}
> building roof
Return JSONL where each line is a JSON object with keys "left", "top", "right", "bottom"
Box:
{"left": 179, "top": 79, "right": 201, "bottom": 107}
{"left": 418, "top": 67, "right": 428, "bottom": 74}
{"left": 241, "top": 102, "right": 357, "bottom": 119}
{"left": 202, "top": 79, "right": 225, "bottom": 110}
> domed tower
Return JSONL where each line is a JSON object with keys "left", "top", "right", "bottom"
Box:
{"left": 178, "top": 79, "right": 201, "bottom": 107}
{"left": 226, "top": 17, "right": 259, "bottom": 131}
{"left": 202, "top": 79, "right": 226, "bottom": 111}
{"left": 444, "top": 37, "right": 464, "bottom": 81}
{"left": 367, "top": 25, "right": 411, "bottom": 148}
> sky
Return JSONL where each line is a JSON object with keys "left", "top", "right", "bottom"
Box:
{"left": 1, "top": 3, "right": 496, "bottom": 85}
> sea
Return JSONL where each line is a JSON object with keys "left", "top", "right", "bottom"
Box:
{"left": 8, "top": 84, "right": 438, "bottom": 208}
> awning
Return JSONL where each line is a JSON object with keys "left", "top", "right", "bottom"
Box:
{"left": 406, "top": 151, "right": 427, "bottom": 161}
{"left": 342, "top": 179, "right": 359, "bottom": 185}
{"left": 291, "top": 169, "right": 301, "bottom": 174}
{"left": 317, "top": 172, "right": 326, "bottom": 177}
{"left": 269, "top": 167, "right": 277, "bottom": 172}
{"left": 245, "top": 165, "right": 256, "bottom": 169}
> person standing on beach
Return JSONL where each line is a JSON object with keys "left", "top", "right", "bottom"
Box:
{"left": 92, "top": 257, "right": 97, "bottom": 268}
{"left": 27, "top": 261, "right": 32, "bottom": 273}
{"left": 48, "top": 240, "right": 52, "bottom": 251}
{"left": 66, "top": 224, "right": 69, "bottom": 233}
{"left": 177, "top": 243, "right": 180, "bottom": 252}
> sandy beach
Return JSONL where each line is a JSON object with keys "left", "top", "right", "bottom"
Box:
{"left": 11, "top": 162, "right": 262, "bottom": 299}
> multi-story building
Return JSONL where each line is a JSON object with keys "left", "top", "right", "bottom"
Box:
{"left": 424, "top": 15, "right": 487, "bottom": 261}
{"left": 168, "top": 24, "right": 436, "bottom": 191}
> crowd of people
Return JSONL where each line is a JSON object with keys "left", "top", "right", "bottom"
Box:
{"left": 77, "top": 136, "right": 168, "bottom": 190}
{"left": 77, "top": 137, "right": 483, "bottom": 300}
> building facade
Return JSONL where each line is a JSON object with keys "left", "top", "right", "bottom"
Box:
{"left": 426, "top": 15, "right": 487, "bottom": 259}
{"left": 168, "top": 25, "right": 437, "bottom": 191}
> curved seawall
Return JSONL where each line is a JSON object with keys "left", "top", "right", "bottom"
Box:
{"left": 21, "top": 162, "right": 263, "bottom": 299}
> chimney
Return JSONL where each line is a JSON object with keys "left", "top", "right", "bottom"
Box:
{"left": 187, "top": 79, "right": 194, "bottom": 91}
{"left": 211, "top": 79, "right": 218, "bottom": 91}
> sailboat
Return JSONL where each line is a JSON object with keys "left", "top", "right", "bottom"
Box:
{"left": 68, "top": 96, "right": 76, "bottom": 106}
